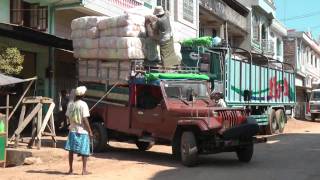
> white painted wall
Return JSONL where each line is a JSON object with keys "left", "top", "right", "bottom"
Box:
{"left": 55, "top": 9, "right": 89, "bottom": 39}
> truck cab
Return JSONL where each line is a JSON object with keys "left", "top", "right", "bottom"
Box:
{"left": 87, "top": 72, "right": 260, "bottom": 166}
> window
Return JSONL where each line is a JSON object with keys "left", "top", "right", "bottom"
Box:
{"left": 252, "top": 14, "right": 260, "bottom": 42}
{"left": 30, "top": 4, "right": 38, "bottom": 28}
{"left": 10, "top": 0, "right": 23, "bottom": 25}
{"left": 10, "top": 0, "right": 47, "bottom": 31}
{"left": 157, "top": 0, "right": 170, "bottom": 11}
{"left": 38, "top": 6, "right": 48, "bottom": 31}
{"left": 183, "top": 0, "right": 194, "bottom": 23}
{"left": 276, "top": 38, "right": 282, "bottom": 56}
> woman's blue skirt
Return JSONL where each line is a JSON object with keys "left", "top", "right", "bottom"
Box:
{"left": 65, "top": 132, "right": 90, "bottom": 156}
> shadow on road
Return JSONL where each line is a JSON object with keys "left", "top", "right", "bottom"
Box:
{"left": 92, "top": 146, "right": 180, "bottom": 167}
{"left": 26, "top": 170, "right": 69, "bottom": 175}
{"left": 149, "top": 133, "right": 320, "bottom": 180}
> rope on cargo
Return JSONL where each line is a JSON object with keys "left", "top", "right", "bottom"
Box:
{"left": 89, "top": 81, "right": 120, "bottom": 111}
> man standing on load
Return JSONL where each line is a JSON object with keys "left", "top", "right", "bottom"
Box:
{"left": 65, "top": 86, "right": 93, "bottom": 175}
{"left": 153, "top": 6, "right": 180, "bottom": 67}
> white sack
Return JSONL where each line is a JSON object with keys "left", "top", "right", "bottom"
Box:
{"left": 99, "top": 37, "right": 145, "bottom": 49}
{"left": 73, "top": 38, "right": 99, "bottom": 49}
{"left": 98, "top": 14, "right": 145, "bottom": 29}
{"left": 71, "top": 27, "right": 99, "bottom": 39}
{"left": 74, "top": 48, "right": 99, "bottom": 59}
{"left": 100, "top": 26, "right": 146, "bottom": 37}
{"left": 71, "top": 16, "right": 108, "bottom": 30}
{"left": 98, "top": 48, "right": 145, "bottom": 60}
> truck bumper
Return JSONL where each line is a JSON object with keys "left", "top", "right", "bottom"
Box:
{"left": 222, "top": 123, "right": 259, "bottom": 140}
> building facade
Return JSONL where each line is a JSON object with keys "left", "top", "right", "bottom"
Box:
{"left": 284, "top": 30, "right": 320, "bottom": 119}
{"left": 198, "top": 0, "right": 249, "bottom": 48}
{"left": 237, "top": 0, "right": 286, "bottom": 65}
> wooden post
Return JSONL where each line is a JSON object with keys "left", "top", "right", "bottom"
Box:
{"left": 50, "top": 113, "right": 56, "bottom": 148}
{"left": 36, "top": 104, "right": 42, "bottom": 150}
{"left": 15, "top": 105, "right": 26, "bottom": 147}
{"left": 7, "top": 79, "right": 35, "bottom": 122}
{"left": 10, "top": 103, "right": 41, "bottom": 144}
{"left": 5, "top": 94, "right": 9, "bottom": 147}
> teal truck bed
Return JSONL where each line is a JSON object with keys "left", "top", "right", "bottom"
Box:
{"left": 181, "top": 46, "right": 296, "bottom": 131}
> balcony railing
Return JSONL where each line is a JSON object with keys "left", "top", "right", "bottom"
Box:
{"left": 261, "top": 39, "right": 274, "bottom": 55}
{"left": 108, "top": 0, "right": 143, "bottom": 9}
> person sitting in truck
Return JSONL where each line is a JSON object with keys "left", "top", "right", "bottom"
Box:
{"left": 211, "top": 91, "right": 227, "bottom": 107}
{"left": 152, "top": 6, "right": 180, "bottom": 67}
{"left": 65, "top": 86, "right": 93, "bottom": 175}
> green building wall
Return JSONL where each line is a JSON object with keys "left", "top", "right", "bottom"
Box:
{"left": 0, "top": 0, "right": 10, "bottom": 23}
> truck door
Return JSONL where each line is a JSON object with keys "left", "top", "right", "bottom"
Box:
{"left": 131, "top": 84, "right": 164, "bottom": 133}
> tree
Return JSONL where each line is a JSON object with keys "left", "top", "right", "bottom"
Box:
{"left": 0, "top": 47, "right": 24, "bottom": 75}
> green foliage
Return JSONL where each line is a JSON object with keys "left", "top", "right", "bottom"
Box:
{"left": 0, "top": 47, "right": 24, "bottom": 75}
{"left": 181, "top": 36, "right": 213, "bottom": 47}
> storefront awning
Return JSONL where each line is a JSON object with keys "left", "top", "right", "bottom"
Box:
{"left": 0, "top": 73, "right": 26, "bottom": 86}
{"left": 0, "top": 23, "right": 72, "bottom": 51}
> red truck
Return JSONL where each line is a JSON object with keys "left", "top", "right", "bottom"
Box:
{"left": 79, "top": 62, "right": 261, "bottom": 166}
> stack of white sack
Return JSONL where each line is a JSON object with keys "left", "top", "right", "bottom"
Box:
{"left": 72, "top": 14, "right": 147, "bottom": 60}
{"left": 71, "top": 16, "right": 107, "bottom": 59}
{"left": 98, "top": 14, "right": 146, "bottom": 37}
{"left": 97, "top": 14, "right": 146, "bottom": 60}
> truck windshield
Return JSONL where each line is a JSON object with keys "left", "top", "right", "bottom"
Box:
{"left": 311, "top": 91, "right": 320, "bottom": 101}
{"left": 163, "top": 81, "right": 209, "bottom": 99}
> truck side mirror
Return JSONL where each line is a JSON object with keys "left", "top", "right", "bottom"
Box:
{"left": 243, "top": 90, "right": 252, "bottom": 101}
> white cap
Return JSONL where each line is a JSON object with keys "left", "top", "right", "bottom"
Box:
{"left": 153, "top": 6, "right": 165, "bottom": 16}
{"left": 75, "top": 86, "right": 87, "bottom": 96}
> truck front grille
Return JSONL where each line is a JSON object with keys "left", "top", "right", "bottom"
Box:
{"left": 217, "top": 110, "right": 241, "bottom": 129}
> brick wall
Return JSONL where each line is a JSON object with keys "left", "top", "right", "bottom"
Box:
{"left": 283, "top": 38, "right": 296, "bottom": 70}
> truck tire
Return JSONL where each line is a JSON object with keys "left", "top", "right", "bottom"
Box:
{"left": 275, "top": 109, "right": 285, "bottom": 133}
{"left": 172, "top": 138, "right": 181, "bottom": 160}
{"left": 180, "top": 131, "right": 198, "bottom": 167}
{"left": 136, "top": 141, "right": 153, "bottom": 151}
{"left": 92, "top": 122, "right": 108, "bottom": 152}
{"left": 265, "top": 109, "right": 277, "bottom": 135}
{"left": 236, "top": 144, "right": 254, "bottom": 163}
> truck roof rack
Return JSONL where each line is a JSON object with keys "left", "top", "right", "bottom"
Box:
{"left": 131, "top": 60, "right": 200, "bottom": 74}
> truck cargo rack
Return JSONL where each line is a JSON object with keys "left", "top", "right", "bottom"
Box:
{"left": 78, "top": 59, "right": 202, "bottom": 86}
{"left": 131, "top": 60, "right": 200, "bottom": 74}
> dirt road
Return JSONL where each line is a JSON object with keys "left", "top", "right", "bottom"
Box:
{"left": 1, "top": 119, "right": 320, "bottom": 180}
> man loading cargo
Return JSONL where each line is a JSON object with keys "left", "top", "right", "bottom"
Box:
{"left": 152, "top": 6, "right": 180, "bottom": 67}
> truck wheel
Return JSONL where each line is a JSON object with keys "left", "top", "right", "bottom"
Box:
{"left": 180, "top": 131, "right": 198, "bottom": 167}
{"left": 172, "top": 139, "right": 181, "bottom": 160}
{"left": 136, "top": 141, "right": 153, "bottom": 151}
{"left": 236, "top": 144, "right": 254, "bottom": 163}
{"left": 92, "top": 122, "right": 108, "bottom": 152}
{"left": 276, "top": 109, "right": 285, "bottom": 133}
{"left": 265, "top": 109, "right": 277, "bottom": 135}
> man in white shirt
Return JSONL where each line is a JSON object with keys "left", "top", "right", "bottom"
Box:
{"left": 65, "top": 86, "right": 93, "bottom": 175}
{"left": 211, "top": 91, "right": 227, "bottom": 108}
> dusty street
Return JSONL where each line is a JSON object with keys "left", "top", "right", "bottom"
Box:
{"left": 1, "top": 118, "right": 320, "bottom": 180}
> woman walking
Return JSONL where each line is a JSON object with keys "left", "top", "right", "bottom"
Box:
{"left": 65, "top": 86, "right": 93, "bottom": 175}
